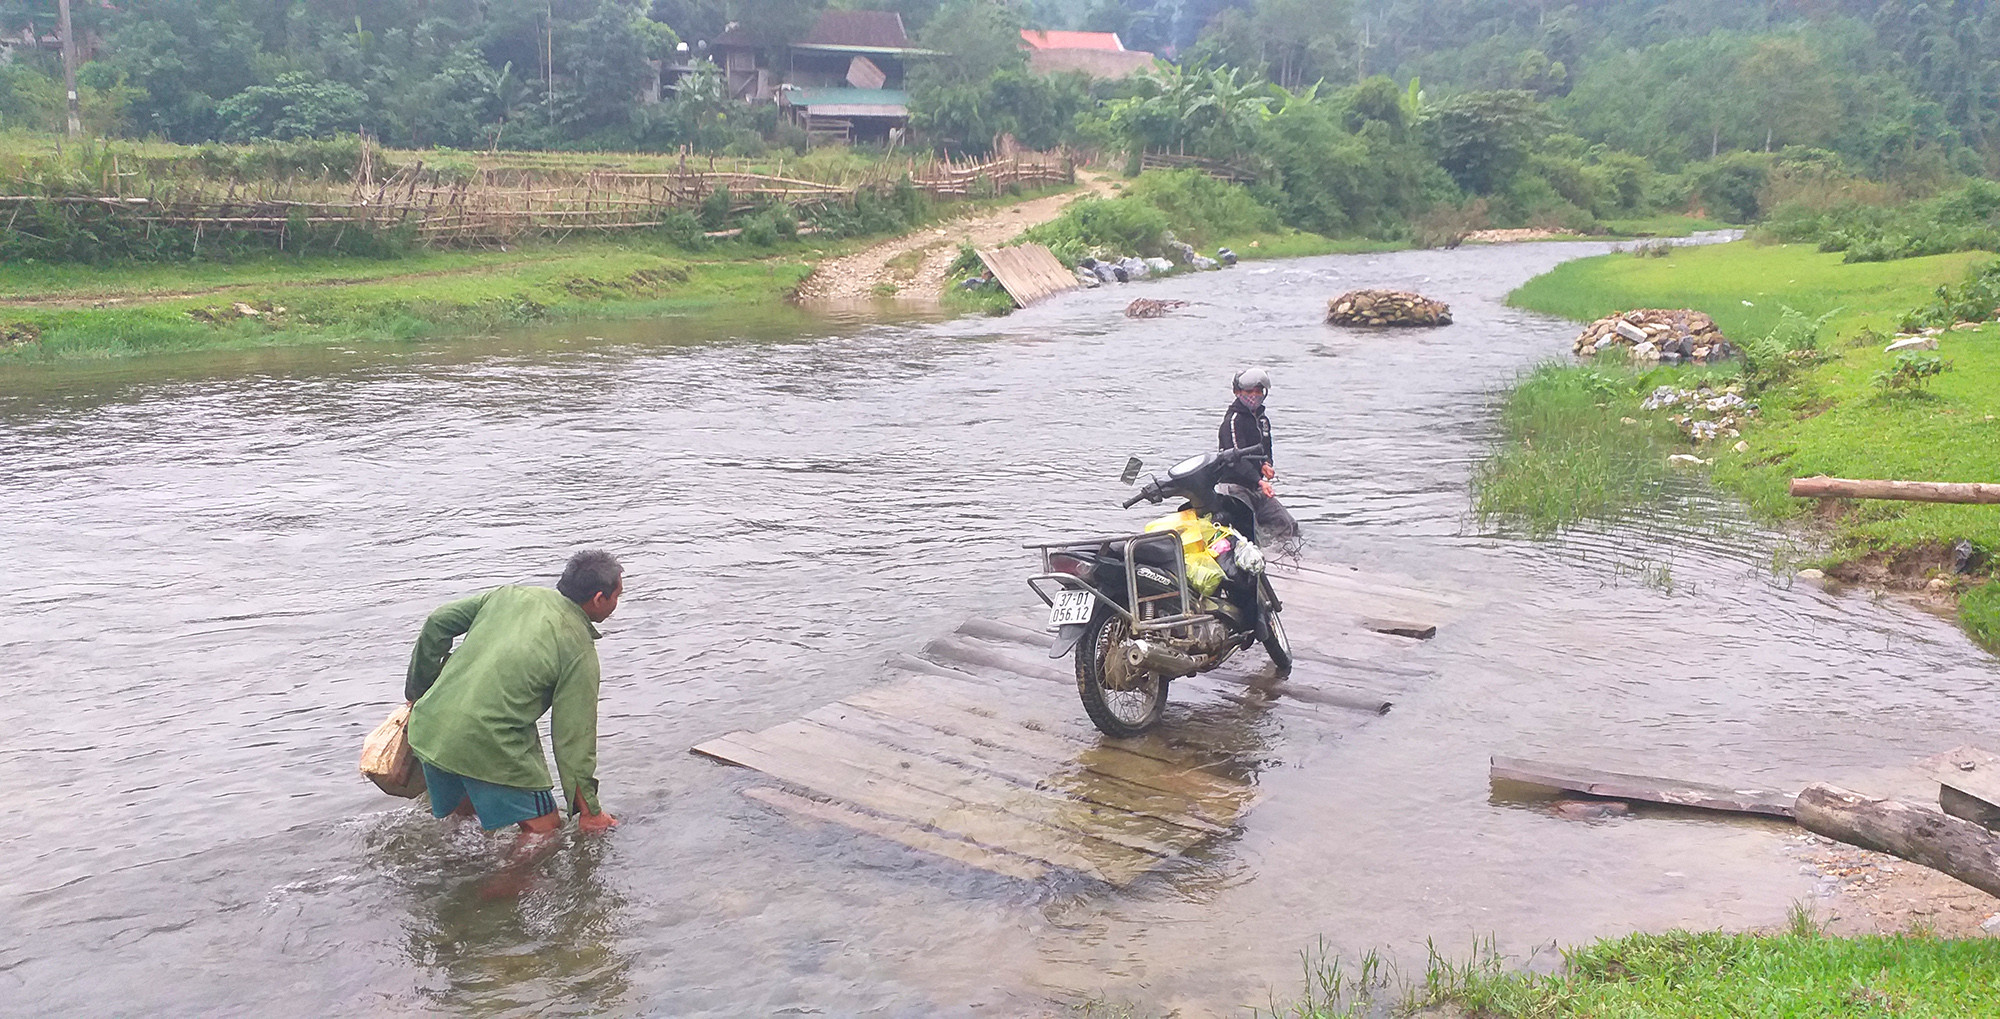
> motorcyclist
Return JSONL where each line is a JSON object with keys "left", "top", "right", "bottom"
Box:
{"left": 1217, "top": 368, "right": 1276, "bottom": 493}
{"left": 1216, "top": 368, "right": 1300, "bottom": 552}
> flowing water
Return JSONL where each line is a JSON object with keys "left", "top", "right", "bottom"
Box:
{"left": 4, "top": 240, "right": 1995, "bottom": 1016}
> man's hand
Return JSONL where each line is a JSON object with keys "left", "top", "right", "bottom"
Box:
{"left": 1261, "top": 462, "right": 1275, "bottom": 481}
{"left": 577, "top": 807, "right": 619, "bottom": 833}
{"left": 1259, "top": 480, "right": 1275, "bottom": 497}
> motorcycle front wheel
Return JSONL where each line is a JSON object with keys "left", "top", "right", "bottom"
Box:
{"left": 1075, "top": 614, "right": 1168, "bottom": 738}
{"left": 1258, "top": 608, "right": 1293, "bottom": 676}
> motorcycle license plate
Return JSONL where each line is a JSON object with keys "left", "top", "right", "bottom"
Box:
{"left": 1048, "top": 589, "right": 1095, "bottom": 628}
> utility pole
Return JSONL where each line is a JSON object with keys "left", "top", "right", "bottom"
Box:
{"left": 57, "top": 0, "right": 81, "bottom": 137}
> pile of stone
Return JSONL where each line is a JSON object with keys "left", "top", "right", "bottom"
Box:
{"left": 1326, "top": 290, "right": 1453, "bottom": 327}
{"left": 1640, "top": 382, "right": 1754, "bottom": 443}
{"left": 1, "top": 322, "right": 39, "bottom": 347}
{"left": 1575, "top": 309, "right": 1734, "bottom": 364}
{"left": 1072, "top": 230, "right": 1236, "bottom": 288}
{"left": 1125, "top": 298, "right": 1190, "bottom": 318}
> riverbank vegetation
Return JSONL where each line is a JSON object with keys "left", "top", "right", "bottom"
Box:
{"left": 1491, "top": 241, "right": 2000, "bottom": 648}
{"left": 1270, "top": 927, "right": 2000, "bottom": 1017}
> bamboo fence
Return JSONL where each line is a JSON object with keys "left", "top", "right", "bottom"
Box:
{"left": 0, "top": 149, "right": 1073, "bottom": 247}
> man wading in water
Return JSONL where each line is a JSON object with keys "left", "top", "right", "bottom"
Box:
{"left": 404, "top": 550, "right": 622, "bottom": 844}
{"left": 1218, "top": 368, "right": 1301, "bottom": 552}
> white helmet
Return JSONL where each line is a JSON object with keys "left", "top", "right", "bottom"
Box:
{"left": 1233, "top": 367, "right": 1271, "bottom": 392}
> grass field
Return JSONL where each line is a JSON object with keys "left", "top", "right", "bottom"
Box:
{"left": 0, "top": 234, "right": 825, "bottom": 362}
{"left": 1500, "top": 240, "right": 2000, "bottom": 646}
{"left": 1406, "top": 929, "right": 2000, "bottom": 1018}
{"left": 1260, "top": 926, "right": 2000, "bottom": 1018}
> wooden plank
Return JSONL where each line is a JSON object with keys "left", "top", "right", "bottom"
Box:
{"left": 876, "top": 659, "right": 1216, "bottom": 763}
{"left": 1933, "top": 746, "right": 2000, "bottom": 828}
{"left": 743, "top": 786, "right": 1049, "bottom": 881}
{"left": 922, "top": 634, "right": 1073, "bottom": 684}
{"left": 844, "top": 679, "right": 1243, "bottom": 791}
{"left": 1197, "top": 666, "right": 1393, "bottom": 715}
{"left": 977, "top": 243, "right": 1080, "bottom": 307}
{"left": 1489, "top": 756, "right": 1797, "bottom": 818}
{"left": 694, "top": 732, "right": 1150, "bottom": 882}
{"left": 803, "top": 702, "right": 1238, "bottom": 836}
{"left": 1358, "top": 616, "right": 1437, "bottom": 640}
{"left": 741, "top": 719, "right": 1198, "bottom": 860}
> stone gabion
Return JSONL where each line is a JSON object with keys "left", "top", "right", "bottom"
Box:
{"left": 1575, "top": 309, "right": 1735, "bottom": 364}
{"left": 1326, "top": 289, "right": 1453, "bottom": 327}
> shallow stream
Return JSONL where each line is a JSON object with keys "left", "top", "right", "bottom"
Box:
{"left": 4, "top": 240, "right": 1995, "bottom": 1015}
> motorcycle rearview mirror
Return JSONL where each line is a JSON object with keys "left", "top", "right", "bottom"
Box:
{"left": 1120, "top": 456, "right": 1143, "bottom": 486}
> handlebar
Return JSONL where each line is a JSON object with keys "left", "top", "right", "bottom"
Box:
{"left": 1121, "top": 490, "right": 1154, "bottom": 509}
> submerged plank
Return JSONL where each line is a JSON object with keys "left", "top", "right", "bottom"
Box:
{"left": 922, "top": 635, "right": 1073, "bottom": 685}
{"left": 1357, "top": 617, "right": 1437, "bottom": 640}
{"left": 1932, "top": 746, "right": 2000, "bottom": 828}
{"left": 696, "top": 731, "right": 1150, "bottom": 882}
{"left": 742, "top": 719, "right": 1199, "bottom": 859}
{"left": 804, "top": 702, "right": 1238, "bottom": 836}
{"left": 1198, "top": 667, "right": 1393, "bottom": 714}
{"left": 839, "top": 680, "right": 1249, "bottom": 800}
{"left": 743, "top": 786, "right": 1050, "bottom": 881}
{"left": 1490, "top": 756, "right": 1797, "bottom": 818}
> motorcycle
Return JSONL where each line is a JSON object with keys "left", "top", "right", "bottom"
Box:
{"left": 1026, "top": 446, "right": 1291, "bottom": 737}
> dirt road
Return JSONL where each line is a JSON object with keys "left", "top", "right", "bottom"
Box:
{"left": 793, "top": 171, "right": 1114, "bottom": 304}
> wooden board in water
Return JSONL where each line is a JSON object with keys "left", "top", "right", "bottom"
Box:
{"left": 695, "top": 560, "right": 1449, "bottom": 883}
{"left": 978, "top": 243, "right": 1080, "bottom": 307}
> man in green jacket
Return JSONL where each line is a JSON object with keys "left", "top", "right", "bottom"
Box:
{"left": 404, "top": 550, "right": 623, "bottom": 835}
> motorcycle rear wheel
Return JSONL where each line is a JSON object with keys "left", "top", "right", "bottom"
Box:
{"left": 1075, "top": 614, "right": 1168, "bottom": 737}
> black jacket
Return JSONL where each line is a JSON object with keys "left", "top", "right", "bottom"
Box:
{"left": 1217, "top": 397, "right": 1272, "bottom": 486}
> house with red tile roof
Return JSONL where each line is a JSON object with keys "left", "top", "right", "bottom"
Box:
{"left": 1019, "top": 29, "right": 1157, "bottom": 79}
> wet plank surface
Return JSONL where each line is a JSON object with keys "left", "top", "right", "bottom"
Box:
{"left": 1489, "top": 756, "right": 1799, "bottom": 818}
{"left": 692, "top": 561, "right": 1446, "bottom": 883}
{"left": 977, "top": 243, "right": 1081, "bottom": 307}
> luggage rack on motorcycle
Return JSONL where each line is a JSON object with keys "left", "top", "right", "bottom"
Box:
{"left": 1024, "top": 531, "right": 1205, "bottom": 632}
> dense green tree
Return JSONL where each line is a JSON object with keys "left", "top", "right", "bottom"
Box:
{"left": 1421, "top": 88, "right": 1557, "bottom": 194}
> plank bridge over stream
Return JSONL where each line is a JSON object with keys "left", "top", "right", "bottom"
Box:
{"left": 694, "top": 561, "right": 1454, "bottom": 884}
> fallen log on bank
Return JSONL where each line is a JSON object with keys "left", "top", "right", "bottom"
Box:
{"left": 1489, "top": 756, "right": 1797, "bottom": 817}
{"left": 1790, "top": 476, "right": 2000, "bottom": 504}
{"left": 1795, "top": 783, "right": 2000, "bottom": 899}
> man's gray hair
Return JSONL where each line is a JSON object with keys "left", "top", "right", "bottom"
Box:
{"left": 558, "top": 550, "right": 623, "bottom": 604}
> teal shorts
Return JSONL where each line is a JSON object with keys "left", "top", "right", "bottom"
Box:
{"left": 419, "top": 760, "right": 558, "bottom": 831}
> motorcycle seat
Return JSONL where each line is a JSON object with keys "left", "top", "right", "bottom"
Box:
{"left": 1102, "top": 538, "right": 1181, "bottom": 567}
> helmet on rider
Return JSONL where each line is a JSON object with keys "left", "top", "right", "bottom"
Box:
{"left": 1233, "top": 368, "right": 1271, "bottom": 407}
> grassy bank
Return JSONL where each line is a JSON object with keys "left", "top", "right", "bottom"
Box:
{"left": 1497, "top": 241, "right": 2000, "bottom": 647}
{"left": 0, "top": 235, "right": 827, "bottom": 363}
{"left": 1281, "top": 929, "right": 2000, "bottom": 1017}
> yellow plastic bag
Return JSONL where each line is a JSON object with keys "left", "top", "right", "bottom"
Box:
{"left": 1144, "top": 510, "right": 1230, "bottom": 596}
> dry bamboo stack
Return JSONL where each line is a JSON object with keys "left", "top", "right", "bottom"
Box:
{"left": 1574, "top": 309, "right": 1734, "bottom": 364}
{"left": 1326, "top": 289, "right": 1453, "bottom": 327}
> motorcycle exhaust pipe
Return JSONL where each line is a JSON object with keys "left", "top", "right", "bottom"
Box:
{"left": 1125, "top": 639, "right": 1200, "bottom": 679}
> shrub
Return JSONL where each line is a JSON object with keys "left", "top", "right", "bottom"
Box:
{"left": 1023, "top": 195, "right": 1173, "bottom": 262}
{"left": 698, "top": 185, "right": 733, "bottom": 230}
{"left": 1872, "top": 352, "right": 1953, "bottom": 394}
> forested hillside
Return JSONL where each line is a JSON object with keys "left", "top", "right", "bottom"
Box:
{"left": 1, "top": 0, "right": 1994, "bottom": 249}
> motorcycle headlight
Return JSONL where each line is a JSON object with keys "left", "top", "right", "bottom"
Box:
{"left": 1234, "top": 539, "right": 1265, "bottom": 574}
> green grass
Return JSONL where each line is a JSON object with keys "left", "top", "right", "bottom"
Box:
{"left": 1388, "top": 930, "right": 2000, "bottom": 1018}
{"left": 1508, "top": 241, "right": 1988, "bottom": 344}
{"left": 1964, "top": 581, "right": 2000, "bottom": 653}
{"left": 0, "top": 235, "right": 823, "bottom": 363}
{"left": 1498, "top": 240, "right": 2000, "bottom": 644}
{"left": 1472, "top": 362, "right": 1689, "bottom": 536}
